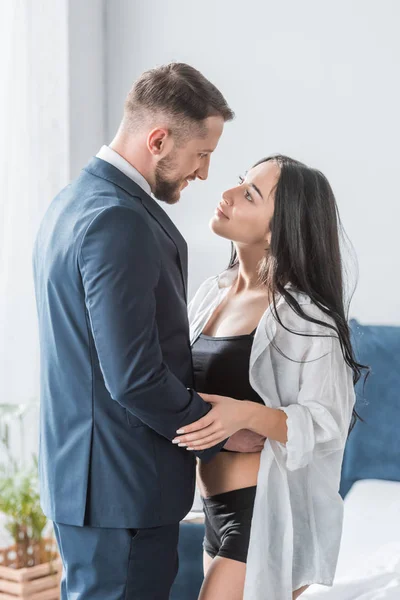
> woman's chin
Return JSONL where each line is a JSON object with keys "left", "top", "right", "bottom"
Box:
{"left": 209, "top": 215, "right": 221, "bottom": 233}
{"left": 209, "top": 216, "right": 231, "bottom": 239}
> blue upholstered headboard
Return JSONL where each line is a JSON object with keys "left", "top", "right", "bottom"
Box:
{"left": 340, "top": 319, "right": 400, "bottom": 498}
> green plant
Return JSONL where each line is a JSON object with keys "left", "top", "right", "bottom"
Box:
{"left": 0, "top": 457, "right": 47, "bottom": 545}
{"left": 0, "top": 403, "right": 52, "bottom": 567}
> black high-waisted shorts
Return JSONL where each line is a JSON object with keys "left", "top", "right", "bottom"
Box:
{"left": 201, "top": 485, "right": 257, "bottom": 564}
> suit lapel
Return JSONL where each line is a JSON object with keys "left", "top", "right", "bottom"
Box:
{"left": 85, "top": 157, "right": 188, "bottom": 300}
{"left": 139, "top": 193, "right": 188, "bottom": 300}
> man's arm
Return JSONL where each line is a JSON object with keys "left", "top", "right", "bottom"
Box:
{"left": 79, "top": 205, "right": 225, "bottom": 462}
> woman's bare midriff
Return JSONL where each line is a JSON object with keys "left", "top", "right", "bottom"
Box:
{"left": 195, "top": 285, "right": 272, "bottom": 499}
{"left": 196, "top": 450, "right": 261, "bottom": 499}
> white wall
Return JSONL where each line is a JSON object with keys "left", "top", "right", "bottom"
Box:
{"left": 0, "top": 0, "right": 106, "bottom": 469}
{"left": 105, "top": 0, "right": 400, "bottom": 325}
{"left": 68, "top": 0, "right": 106, "bottom": 178}
{"left": 0, "top": 0, "right": 72, "bottom": 469}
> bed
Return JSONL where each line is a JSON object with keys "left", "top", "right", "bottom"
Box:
{"left": 303, "top": 479, "right": 400, "bottom": 598}
{"left": 303, "top": 319, "right": 400, "bottom": 599}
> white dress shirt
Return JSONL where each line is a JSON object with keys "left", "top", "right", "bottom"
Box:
{"left": 96, "top": 145, "right": 152, "bottom": 196}
{"left": 188, "top": 265, "right": 355, "bottom": 600}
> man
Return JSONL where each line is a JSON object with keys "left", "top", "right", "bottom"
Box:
{"left": 33, "top": 63, "right": 264, "bottom": 599}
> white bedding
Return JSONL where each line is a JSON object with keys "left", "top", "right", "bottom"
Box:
{"left": 303, "top": 479, "right": 400, "bottom": 599}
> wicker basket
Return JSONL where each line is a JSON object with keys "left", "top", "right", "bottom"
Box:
{"left": 0, "top": 537, "right": 61, "bottom": 599}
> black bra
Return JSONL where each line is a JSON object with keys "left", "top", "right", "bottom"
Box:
{"left": 191, "top": 331, "right": 264, "bottom": 452}
{"left": 192, "top": 327, "right": 263, "bottom": 401}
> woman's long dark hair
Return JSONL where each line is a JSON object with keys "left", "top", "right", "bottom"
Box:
{"left": 228, "top": 155, "right": 369, "bottom": 432}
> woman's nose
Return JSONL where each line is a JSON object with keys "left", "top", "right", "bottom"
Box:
{"left": 222, "top": 190, "right": 234, "bottom": 206}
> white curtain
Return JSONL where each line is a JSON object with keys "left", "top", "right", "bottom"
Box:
{"left": 0, "top": 0, "right": 69, "bottom": 464}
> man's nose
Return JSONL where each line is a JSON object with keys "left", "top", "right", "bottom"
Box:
{"left": 196, "top": 157, "right": 210, "bottom": 181}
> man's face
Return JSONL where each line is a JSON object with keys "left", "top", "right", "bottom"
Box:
{"left": 154, "top": 115, "right": 224, "bottom": 204}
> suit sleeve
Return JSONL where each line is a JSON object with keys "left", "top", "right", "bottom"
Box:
{"left": 79, "top": 205, "right": 225, "bottom": 462}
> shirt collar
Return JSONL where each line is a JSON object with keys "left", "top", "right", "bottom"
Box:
{"left": 96, "top": 145, "right": 152, "bottom": 197}
{"left": 217, "top": 264, "right": 239, "bottom": 288}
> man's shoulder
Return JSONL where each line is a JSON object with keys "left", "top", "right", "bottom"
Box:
{"left": 36, "top": 174, "right": 153, "bottom": 261}
{"left": 72, "top": 167, "right": 144, "bottom": 211}
{"left": 57, "top": 168, "right": 152, "bottom": 238}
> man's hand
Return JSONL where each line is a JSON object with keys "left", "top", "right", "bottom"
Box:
{"left": 223, "top": 429, "right": 267, "bottom": 453}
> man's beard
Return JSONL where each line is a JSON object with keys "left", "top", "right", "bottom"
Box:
{"left": 154, "top": 153, "right": 186, "bottom": 205}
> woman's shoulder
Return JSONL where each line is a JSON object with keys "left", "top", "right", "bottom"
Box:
{"left": 189, "top": 267, "right": 237, "bottom": 309}
{"left": 271, "top": 289, "right": 338, "bottom": 339}
{"left": 190, "top": 274, "right": 219, "bottom": 302}
{"left": 188, "top": 274, "right": 220, "bottom": 321}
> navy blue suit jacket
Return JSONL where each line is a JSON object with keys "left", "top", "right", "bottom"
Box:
{"left": 33, "top": 158, "right": 224, "bottom": 528}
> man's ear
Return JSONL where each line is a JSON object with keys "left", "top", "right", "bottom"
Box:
{"left": 147, "top": 128, "right": 173, "bottom": 157}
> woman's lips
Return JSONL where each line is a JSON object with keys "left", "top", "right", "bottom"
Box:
{"left": 215, "top": 204, "right": 229, "bottom": 219}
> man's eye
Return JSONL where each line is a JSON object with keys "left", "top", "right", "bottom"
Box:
{"left": 199, "top": 153, "right": 208, "bottom": 159}
{"left": 238, "top": 175, "right": 244, "bottom": 184}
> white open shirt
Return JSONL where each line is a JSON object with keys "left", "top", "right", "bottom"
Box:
{"left": 188, "top": 266, "right": 355, "bottom": 600}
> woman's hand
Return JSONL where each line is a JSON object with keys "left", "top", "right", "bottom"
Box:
{"left": 172, "top": 393, "right": 253, "bottom": 451}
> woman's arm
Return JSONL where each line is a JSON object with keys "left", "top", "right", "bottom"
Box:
{"left": 172, "top": 395, "right": 287, "bottom": 450}
{"left": 174, "top": 302, "right": 354, "bottom": 464}
{"left": 245, "top": 403, "right": 288, "bottom": 444}
{"left": 173, "top": 318, "right": 354, "bottom": 461}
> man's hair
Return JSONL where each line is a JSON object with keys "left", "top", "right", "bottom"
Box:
{"left": 122, "top": 62, "right": 234, "bottom": 139}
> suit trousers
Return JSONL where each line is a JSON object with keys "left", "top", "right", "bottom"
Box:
{"left": 53, "top": 521, "right": 179, "bottom": 599}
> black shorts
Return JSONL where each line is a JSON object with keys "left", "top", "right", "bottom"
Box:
{"left": 201, "top": 486, "right": 257, "bottom": 564}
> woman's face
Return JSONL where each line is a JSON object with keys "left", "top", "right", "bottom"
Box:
{"left": 210, "top": 160, "right": 280, "bottom": 246}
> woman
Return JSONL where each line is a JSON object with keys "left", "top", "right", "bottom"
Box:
{"left": 172, "top": 155, "right": 368, "bottom": 600}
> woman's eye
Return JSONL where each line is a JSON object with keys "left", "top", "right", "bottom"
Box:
{"left": 238, "top": 175, "right": 253, "bottom": 201}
